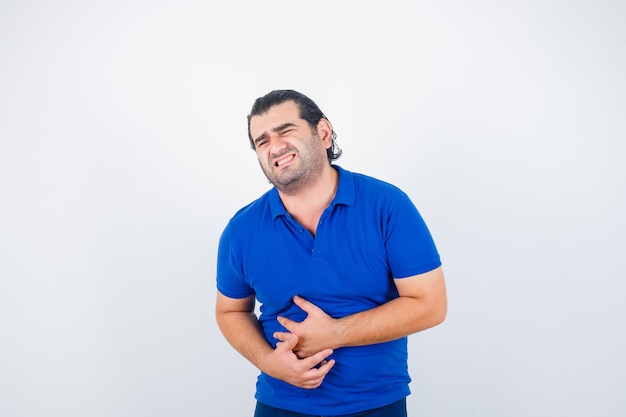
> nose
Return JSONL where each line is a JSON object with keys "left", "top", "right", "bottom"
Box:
{"left": 268, "top": 134, "right": 288, "bottom": 155}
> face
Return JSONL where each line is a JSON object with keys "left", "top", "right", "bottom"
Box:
{"left": 249, "top": 101, "right": 332, "bottom": 194}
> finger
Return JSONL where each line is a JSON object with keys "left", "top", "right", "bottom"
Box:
{"left": 302, "top": 348, "right": 334, "bottom": 369}
{"left": 292, "top": 295, "right": 321, "bottom": 314}
{"left": 273, "top": 331, "right": 295, "bottom": 344}
{"left": 293, "top": 349, "right": 307, "bottom": 360}
{"left": 304, "top": 358, "right": 335, "bottom": 384}
{"left": 297, "top": 358, "right": 335, "bottom": 389}
{"left": 316, "top": 358, "right": 335, "bottom": 375}
{"left": 276, "top": 316, "right": 298, "bottom": 332}
{"left": 275, "top": 332, "right": 298, "bottom": 352}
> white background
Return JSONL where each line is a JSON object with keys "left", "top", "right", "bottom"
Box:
{"left": 1, "top": 1, "right": 625, "bottom": 416}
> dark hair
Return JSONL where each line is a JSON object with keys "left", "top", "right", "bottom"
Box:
{"left": 247, "top": 89, "right": 342, "bottom": 162}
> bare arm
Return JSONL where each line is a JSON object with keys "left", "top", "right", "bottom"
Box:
{"left": 215, "top": 291, "right": 335, "bottom": 388}
{"left": 275, "top": 266, "right": 447, "bottom": 358}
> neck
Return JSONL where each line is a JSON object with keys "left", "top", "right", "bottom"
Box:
{"left": 278, "top": 165, "right": 338, "bottom": 234}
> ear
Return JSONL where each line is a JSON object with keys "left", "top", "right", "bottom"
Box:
{"left": 316, "top": 118, "right": 333, "bottom": 149}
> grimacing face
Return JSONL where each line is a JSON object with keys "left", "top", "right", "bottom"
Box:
{"left": 249, "top": 101, "right": 332, "bottom": 194}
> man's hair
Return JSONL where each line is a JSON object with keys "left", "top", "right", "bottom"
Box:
{"left": 247, "top": 89, "right": 342, "bottom": 162}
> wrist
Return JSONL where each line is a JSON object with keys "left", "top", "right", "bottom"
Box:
{"left": 332, "top": 317, "right": 349, "bottom": 349}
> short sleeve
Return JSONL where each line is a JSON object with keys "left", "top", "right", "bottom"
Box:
{"left": 384, "top": 192, "right": 441, "bottom": 278}
{"left": 216, "top": 224, "right": 255, "bottom": 299}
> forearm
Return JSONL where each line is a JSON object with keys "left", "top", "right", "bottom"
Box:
{"left": 335, "top": 269, "right": 447, "bottom": 348}
{"left": 216, "top": 310, "right": 274, "bottom": 369}
{"left": 334, "top": 294, "right": 446, "bottom": 348}
{"left": 216, "top": 296, "right": 336, "bottom": 389}
{"left": 278, "top": 267, "right": 447, "bottom": 357}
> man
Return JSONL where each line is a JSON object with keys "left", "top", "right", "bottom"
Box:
{"left": 216, "top": 90, "right": 447, "bottom": 417}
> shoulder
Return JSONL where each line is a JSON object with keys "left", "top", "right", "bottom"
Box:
{"left": 354, "top": 172, "right": 403, "bottom": 193}
{"left": 223, "top": 189, "right": 274, "bottom": 234}
{"left": 338, "top": 166, "right": 408, "bottom": 202}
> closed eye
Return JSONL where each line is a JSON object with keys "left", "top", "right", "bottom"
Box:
{"left": 276, "top": 123, "right": 297, "bottom": 136}
{"left": 253, "top": 123, "right": 297, "bottom": 148}
{"left": 254, "top": 134, "right": 268, "bottom": 148}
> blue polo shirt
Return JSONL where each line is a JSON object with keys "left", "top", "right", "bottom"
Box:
{"left": 217, "top": 165, "right": 441, "bottom": 415}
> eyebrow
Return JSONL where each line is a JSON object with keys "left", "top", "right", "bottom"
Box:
{"left": 253, "top": 123, "right": 298, "bottom": 146}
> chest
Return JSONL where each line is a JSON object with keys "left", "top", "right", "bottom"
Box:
{"left": 242, "top": 208, "right": 396, "bottom": 318}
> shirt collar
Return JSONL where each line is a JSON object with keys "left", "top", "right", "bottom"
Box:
{"left": 330, "top": 165, "right": 355, "bottom": 207}
{"left": 269, "top": 165, "right": 355, "bottom": 220}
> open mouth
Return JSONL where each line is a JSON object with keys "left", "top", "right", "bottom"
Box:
{"left": 274, "top": 154, "right": 295, "bottom": 167}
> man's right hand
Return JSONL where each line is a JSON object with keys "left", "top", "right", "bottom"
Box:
{"left": 262, "top": 332, "right": 335, "bottom": 389}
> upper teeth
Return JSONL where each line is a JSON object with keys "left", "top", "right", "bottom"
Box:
{"left": 276, "top": 155, "right": 294, "bottom": 166}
